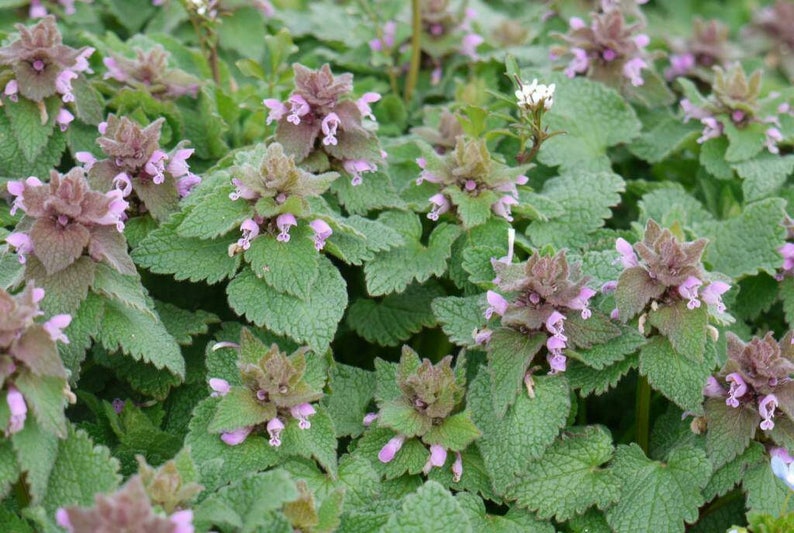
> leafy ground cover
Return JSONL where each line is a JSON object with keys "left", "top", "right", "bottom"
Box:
{"left": 1, "top": 0, "right": 794, "bottom": 531}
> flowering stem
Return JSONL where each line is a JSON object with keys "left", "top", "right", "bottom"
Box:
{"left": 635, "top": 374, "right": 651, "bottom": 454}
{"left": 405, "top": 0, "right": 422, "bottom": 103}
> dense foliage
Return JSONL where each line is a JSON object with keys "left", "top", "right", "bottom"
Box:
{"left": 1, "top": 0, "right": 794, "bottom": 531}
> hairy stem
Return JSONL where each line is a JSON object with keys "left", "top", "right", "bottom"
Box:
{"left": 635, "top": 374, "right": 651, "bottom": 454}
{"left": 405, "top": 0, "right": 422, "bottom": 103}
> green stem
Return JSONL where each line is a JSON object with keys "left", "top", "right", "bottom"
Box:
{"left": 404, "top": 0, "right": 422, "bottom": 104}
{"left": 635, "top": 374, "right": 651, "bottom": 454}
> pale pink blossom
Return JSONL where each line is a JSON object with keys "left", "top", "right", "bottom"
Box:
{"left": 43, "top": 314, "right": 71, "bottom": 343}
{"left": 378, "top": 435, "right": 406, "bottom": 463}
{"left": 221, "top": 426, "right": 252, "bottom": 446}
{"left": 209, "top": 378, "right": 230, "bottom": 397}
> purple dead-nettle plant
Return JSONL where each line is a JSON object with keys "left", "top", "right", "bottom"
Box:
{"left": 368, "top": 347, "right": 479, "bottom": 481}
{"left": 102, "top": 45, "right": 200, "bottom": 99}
{"left": 480, "top": 249, "right": 600, "bottom": 379}
{"left": 411, "top": 109, "right": 464, "bottom": 155}
{"left": 136, "top": 455, "right": 203, "bottom": 516}
{"left": 0, "top": 15, "right": 93, "bottom": 130}
{"left": 0, "top": 283, "right": 72, "bottom": 438}
{"left": 703, "top": 332, "right": 794, "bottom": 446}
{"left": 678, "top": 64, "right": 791, "bottom": 153}
{"left": 56, "top": 475, "right": 195, "bottom": 533}
{"left": 420, "top": 0, "right": 483, "bottom": 76}
{"left": 665, "top": 18, "right": 732, "bottom": 81}
{"left": 748, "top": 0, "right": 794, "bottom": 81}
{"left": 77, "top": 115, "right": 200, "bottom": 221}
{"left": 5, "top": 166, "right": 134, "bottom": 276}
{"left": 551, "top": 3, "right": 651, "bottom": 88}
{"left": 264, "top": 64, "right": 383, "bottom": 186}
{"left": 226, "top": 142, "right": 337, "bottom": 255}
{"left": 416, "top": 136, "right": 530, "bottom": 228}
{"left": 28, "top": 0, "right": 87, "bottom": 18}
{"left": 207, "top": 329, "right": 322, "bottom": 448}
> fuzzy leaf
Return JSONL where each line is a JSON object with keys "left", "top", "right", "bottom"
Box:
{"left": 177, "top": 185, "right": 252, "bottom": 239}
{"left": 323, "top": 363, "right": 375, "bottom": 438}
{"left": 567, "top": 354, "right": 639, "bottom": 397}
{"left": 564, "top": 311, "right": 621, "bottom": 350}
{"left": 0, "top": 440, "right": 19, "bottom": 501}
{"left": 704, "top": 397, "right": 760, "bottom": 470}
{"left": 423, "top": 412, "right": 481, "bottom": 452}
{"left": 699, "top": 137, "right": 734, "bottom": 179}
{"left": 506, "top": 425, "right": 621, "bottom": 521}
{"left": 209, "top": 387, "right": 275, "bottom": 433}
{"left": 15, "top": 373, "right": 67, "bottom": 438}
{"left": 244, "top": 227, "right": 320, "bottom": 299}
{"left": 629, "top": 112, "right": 700, "bottom": 163}
{"left": 702, "top": 441, "right": 764, "bottom": 502}
{"left": 378, "top": 401, "right": 432, "bottom": 438}
{"left": 354, "top": 427, "right": 428, "bottom": 479}
{"left": 743, "top": 458, "right": 794, "bottom": 515}
{"left": 638, "top": 184, "right": 714, "bottom": 229}
{"left": 11, "top": 420, "right": 58, "bottom": 504}
{"left": 324, "top": 215, "right": 405, "bottom": 266}
{"left": 568, "top": 324, "right": 645, "bottom": 369}
{"left": 90, "top": 264, "right": 150, "bottom": 313}
{"left": 647, "top": 300, "right": 708, "bottom": 361}
{"left": 331, "top": 170, "right": 405, "bottom": 215}
{"left": 615, "top": 266, "right": 665, "bottom": 321}
{"left": 154, "top": 301, "right": 219, "bottom": 345}
{"left": 605, "top": 444, "right": 711, "bottom": 533}
{"left": 432, "top": 295, "right": 485, "bottom": 348}
{"left": 526, "top": 171, "right": 625, "bottom": 249}
{"left": 782, "top": 277, "right": 794, "bottom": 326}
{"left": 4, "top": 97, "right": 57, "bottom": 163}
{"left": 280, "top": 406, "right": 338, "bottom": 476}
{"left": 487, "top": 328, "right": 546, "bottom": 418}
{"left": 456, "top": 491, "right": 554, "bottom": 533}
{"left": 226, "top": 257, "right": 347, "bottom": 353}
{"left": 59, "top": 291, "right": 104, "bottom": 378}
{"left": 382, "top": 480, "right": 472, "bottom": 533}
{"left": 723, "top": 120, "right": 766, "bottom": 163}
{"left": 734, "top": 154, "right": 794, "bottom": 203}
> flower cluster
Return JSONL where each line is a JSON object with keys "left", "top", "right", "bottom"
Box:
{"left": 264, "top": 63, "right": 383, "bottom": 186}
{"left": 56, "top": 475, "right": 194, "bottom": 533}
{"left": 749, "top": 0, "right": 794, "bottom": 81}
{"left": 665, "top": 18, "right": 731, "bottom": 80}
{"left": 419, "top": 0, "right": 483, "bottom": 71}
{"left": 136, "top": 455, "right": 203, "bottom": 515}
{"left": 0, "top": 16, "right": 93, "bottom": 130}
{"left": 5, "top": 167, "right": 133, "bottom": 275}
{"left": 679, "top": 64, "right": 790, "bottom": 153}
{"left": 226, "top": 143, "right": 337, "bottom": 255}
{"left": 28, "top": 0, "right": 86, "bottom": 18}
{"left": 515, "top": 79, "right": 555, "bottom": 112}
{"left": 102, "top": 46, "right": 200, "bottom": 99}
{"left": 552, "top": 4, "right": 651, "bottom": 87}
{"left": 613, "top": 219, "right": 729, "bottom": 322}
{"left": 0, "top": 283, "right": 71, "bottom": 437}
{"left": 481, "top": 250, "right": 597, "bottom": 375}
{"left": 77, "top": 115, "right": 200, "bottom": 220}
{"left": 705, "top": 332, "right": 794, "bottom": 434}
{"left": 366, "top": 347, "right": 478, "bottom": 481}
{"left": 416, "top": 136, "right": 530, "bottom": 226}
{"left": 207, "top": 329, "right": 322, "bottom": 448}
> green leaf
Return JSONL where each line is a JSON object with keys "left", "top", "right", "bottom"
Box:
{"left": 0, "top": 440, "right": 19, "bottom": 500}
{"left": 702, "top": 441, "right": 764, "bottom": 502}
{"left": 70, "top": 76, "right": 105, "bottom": 125}
{"left": 564, "top": 311, "right": 621, "bottom": 350}
{"left": 182, "top": 87, "right": 230, "bottom": 160}
{"left": 12, "top": 420, "right": 59, "bottom": 504}
{"left": 244, "top": 227, "right": 320, "bottom": 299}
{"left": 639, "top": 337, "right": 715, "bottom": 414}
{"left": 364, "top": 213, "right": 461, "bottom": 296}
{"left": 280, "top": 406, "right": 338, "bottom": 476}
{"left": 447, "top": 188, "right": 494, "bottom": 229}
{"left": 701, "top": 197, "right": 787, "bottom": 278}
{"left": 90, "top": 264, "right": 150, "bottom": 313}
{"left": 423, "top": 412, "right": 481, "bottom": 452}
{"left": 629, "top": 112, "right": 700, "bottom": 163}
{"left": 226, "top": 257, "right": 346, "bottom": 353}
{"left": 506, "top": 425, "right": 621, "bottom": 521}
{"left": 487, "top": 328, "right": 546, "bottom": 418}
{"left": 699, "top": 137, "right": 734, "bottom": 180}
{"left": 4, "top": 97, "right": 57, "bottom": 163}
{"left": 469, "top": 372, "right": 570, "bottom": 494}
{"left": 744, "top": 458, "right": 794, "bottom": 515}
{"left": 0, "top": 108, "right": 65, "bottom": 178}
{"left": 568, "top": 324, "right": 645, "bottom": 369}
{"left": 647, "top": 300, "right": 707, "bottom": 361}
{"left": 353, "top": 428, "right": 428, "bottom": 479}
{"left": 15, "top": 373, "right": 67, "bottom": 438}
{"left": 605, "top": 444, "right": 711, "bottom": 533}
{"left": 132, "top": 215, "right": 241, "bottom": 284}
{"left": 324, "top": 215, "right": 405, "bottom": 266}
{"left": 567, "top": 354, "right": 639, "bottom": 397}
{"left": 723, "top": 120, "right": 766, "bottom": 163}
{"left": 177, "top": 184, "right": 252, "bottom": 239}
{"left": 105, "top": 0, "right": 156, "bottom": 32}
{"left": 704, "top": 398, "right": 759, "bottom": 470}
{"left": 734, "top": 154, "right": 794, "bottom": 203}
{"left": 347, "top": 282, "right": 444, "bottom": 346}
{"left": 25, "top": 256, "right": 95, "bottom": 316}
{"left": 432, "top": 295, "right": 486, "bottom": 349}
{"left": 526, "top": 171, "right": 625, "bottom": 249}
{"left": 154, "top": 301, "right": 219, "bottom": 345}
{"left": 638, "top": 184, "right": 715, "bottom": 229}
{"left": 209, "top": 387, "right": 275, "bottom": 433}
{"left": 456, "top": 491, "right": 554, "bottom": 533}
{"left": 781, "top": 277, "right": 794, "bottom": 326}
{"left": 95, "top": 296, "right": 185, "bottom": 379}
{"left": 59, "top": 292, "right": 104, "bottom": 378}
{"left": 218, "top": 7, "right": 266, "bottom": 58}
{"left": 382, "top": 481, "right": 472, "bottom": 533}
{"left": 461, "top": 245, "right": 504, "bottom": 285}
{"left": 378, "top": 401, "right": 432, "bottom": 438}
{"left": 330, "top": 171, "right": 405, "bottom": 215}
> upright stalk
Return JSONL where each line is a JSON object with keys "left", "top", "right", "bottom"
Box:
{"left": 635, "top": 374, "right": 651, "bottom": 454}
{"left": 405, "top": 0, "right": 422, "bottom": 103}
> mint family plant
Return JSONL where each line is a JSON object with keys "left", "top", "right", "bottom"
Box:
{"left": 2, "top": 1, "right": 794, "bottom": 532}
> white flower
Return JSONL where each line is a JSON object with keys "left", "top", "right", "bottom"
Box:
{"left": 515, "top": 79, "right": 555, "bottom": 111}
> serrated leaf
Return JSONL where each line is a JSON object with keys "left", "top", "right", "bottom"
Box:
{"left": 461, "top": 245, "right": 504, "bottom": 285}
{"left": 244, "top": 227, "right": 320, "bottom": 299}
{"left": 154, "top": 301, "right": 219, "bottom": 345}
{"left": 95, "top": 297, "right": 185, "bottom": 379}
{"left": 209, "top": 387, "right": 275, "bottom": 433}
{"left": 354, "top": 427, "right": 428, "bottom": 479}
{"left": 487, "top": 328, "right": 546, "bottom": 418}
{"left": 331, "top": 171, "right": 405, "bottom": 215}
{"left": 177, "top": 185, "right": 252, "bottom": 239}
{"left": 567, "top": 354, "right": 639, "bottom": 397}
{"left": 226, "top": 257, "right": 346, "bottom": 353}
{"left": 605, "top": 444, "right": 711, "bottom": 533}
{"left": 638, "top": 184, "right": 715, "bottom": 229}
{"left": 429, "top": 448, "right": 498, "bottom": 502}
{"left": 647, "top": 300, "right": 707, "bottom": 361}
{"left": 15, "top": 373, "right": 67, "bottom": 438}
{"left": 5, "top": 97, "right": 59, "bottom": 163}
{"left": 743, "top": 458, "right": 794, "bottom": 515}
{"left": 432, "top": 295, "right": 485, "bottom": 348}
{"left": 565, "top": 311, "right": 621, "bottom": 350}
{"left": 629, "top": 113, "right": 700, "bottom": 163}
{"left": 704, "top": 397, "right": 759, "bottom": 470}
{"left": 568, "top": 324, "right": 645, "bottom": 369}
{"left": 699, "top": 137, "right": 734, "bottom": 179}
{"left": 347, "top": 282, "right": 445, "bottom": 347}
{"left": 723, "top": 120, "right": 766, "bottom": 163}
{"left": 423, "top": 412, "right": 481, "bottom": 451}
{"left": 382, "top": 480, "right": 472, "bottom": 533}
{"left": 280, "top": 406, "right": 338, "bottom": 476}
{"left": 324, "top": 215, "right": 404, "bottom": 266}
{"left": 536, "top": 74, "right": 640, "bottom": 172}
{"left": 782, "top": 277, "right": 794, "bottom": 326}
{"left": 90, "top": 263, "right": 150, "bottom": 313}
{"left": 378, "top": 401, "right": 432, "bottom": 438}
{"left": 506, "top": 425, "right": 621, "bottom": 521}
{"left": 457, "top": 491, "right": 554, "bottom": 533}
{"left": 734, "top": 154, "right": 794, "bottom": 203}
{"left": 702, "top": 441, "right": 764, "bottom": 501}
{"left": 25, "top": 256, "right": 95, "bottom": 316}
{"left": 12, "top": 420, "right": 59, "bottom": 504}
{"left": 701, "top": 197, "right": 786, "bottom": 278}
{"left": 639, "top": 337, "right": 715, "bottom": 413}
{"left": 526, "top": 171, "right": 625, "bottom": 249}
{"left": 0, "top": 440, "right": 19, "bottom": 500}
{"left": 447, "top": 188, "right": 493, "bottom": 229}
{"left": 469, "top": 372, "right": 570, "bottom": 494}
{"left": 59, "top": 291, "right": 104, "bottom": 378}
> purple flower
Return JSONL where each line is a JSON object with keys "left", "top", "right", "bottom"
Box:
{"left": 765, "top": 127, "right": 784, "bottom": 154}
{"left": 145, "top": 150, "right": 168, "bottom": 184}
{"left": 703, "top": 376, "right": 725, "bottom": 397}
{"left": 622, "top": 57, "right": 647, "bottom": 86}
{"left": 678, "top": 276, "right": 703, "bottom": 309}
{"left": 56, "top": 108, "right": 74, "bottom": 132}
{"left": 94, "top": 189, "right": 129, "bottom": 232}
{"left": 701, "top": 281, "right": 730, "bottom": 313}
{"left": 492, "top": 195, "right": 519, "bottom": 222}
{"left": 55, "top": 69, "right": 77, "bottom": 102}
{"left": 485, "top": 290, "right": 508, "bottom": 320}
{"left": 416, "top": 157, "right": 442, "bottom": 185}
{"left": 237, "top": 219, "right": 260, "bottom": 250}
{"left": 452, "top": 452, "right": 463, "bottom": 482}
{"left": 565, "top": 47, "right": 589, "bottom": 78}
{"left": 342, "top": 159, "right": 377, "bottom": 186}
{"left": 267, "top": 417, "right": 285, "bottom": 447}
{"left": 321, "top": 112, "right": 341, "bottom": 146}
{"left": 461, "top": 33, "right": 484, "bottom": 59}
{"left": 309, "top": 219, "right": 332, "bottom": 251}
{"left": 5, "top": 232, "right": 33, "bottom": 264}
{"left": 665, "top": 53, "right": 696, "bottom": 80}
{"left": 177, "top": 173, "right": 201, "bottom": 197}
{"left": 29, "top": 0, "right": 47, "bottom": 18}
{"left": 112, "top": 398, "right": 125, "bottom": 414}
{"left": 276, "top": 213, "right": 297, "bottom": 242}
{"left": 362, "top": 412, "right": 379, "bottom": 426}
{"left": 680, "top": 99, "right": 710, "bottom": 122}
{"left": 103, "top": 57, "right": 127, "bottom": 82}
{"left": 112, "top": 172, "right": 133, "bottom": 197}
{"left": 567, "top": 287, "right": 597, "bottom": 319}
{"left": 547, "top": 352, "right": 567, "bottom": 374}
{"left": 4, "top": 80, "right": 18, "bottom": 102}
{"left": 569, "top": 16, "right": 586, "bottom": 30}
{"left": 55, "top": 508, "right": 72, "bottom": 531}
{"left": 75, "top": 151, "right": 97, "bottom": 171}
{"left": 601, "top": 280, "right": 618, "bottom": 294}
{"left": 602, "top": 48, "right": 618, "bottom": 62}
{"left": 170, "top": 510, "right": 194, "bottom": 533}
{"left": 209, "top": 378, "right": 230, "bottom": 397}
{"left": 771, "top": 454, "right": 794, "bottom": 491}
{"left": 356, "top": 92, "right": 381, "bottom": 121}
{"left": 615, "top": 238, "right": 639, "bottom": 268}
{"left": 6, "top": 387, "right": 27, "bottom": 436}
{"left": 697, "top": 117, "right": 723, "bottom": 144}
{"left": 474, "top": 328, "right": 492, "bottom": 345}
{"left": 378, "top": 435, "right": 405, "bottom": 463}
{"left": 229, "top": 178, "right": 258, "bottom": 201}
{"left": 263, "top": 98, "right": 287, "bottom": 125}
{"left": 422, "top": 444, "right": 447, "bottom": 474}
{"left": 290, "top": 403, "right": 316, "bottom": 429}
{"left": 221, "top": 426, "right": 252, "bottom": 446}
{"left": 427, "top": 193, "right": 451, "bottom": 221}
{"left": 286, "top": 94, "right": 310, "bottom": 125}
{"left": 781, "top": 243, "right": 794, "bottom": 272}
{"left": 167, "top": 148, "right": 194, "bottom": 178}
{"left": 545, "top": 311, "right": 567, "bottom": 340}
{"left": 725, "top": 372, "right": 747, "bottom": 408}
{"left": 43, "top": 314, "right": 71, "bottom": 343}
{"left": 759, "top": 394, "right": 779, "bottom": 430}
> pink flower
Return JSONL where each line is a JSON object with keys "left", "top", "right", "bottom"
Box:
{"left": 75, "top": 151, "right": 97, "bottom": 171}
{"left": 697, "top": 117, "right": 723, "bottom": 144}
{"left": 342, "top": 159, "right": 377, "bottom": 186}
{"left": 98, "top": 121, "right": 107, "bottom": 134}
{"left": 167, "top": 148, "right": 194, "bottom": 178}
{"left": 286, "top": 94, "right": 310, "bottom": 125}
{"left": 461, "top": 33, "right": 484, "bottom": 60}
{"left": 547, "top": 352, "right": 567, "bottom": 374}
{"left": 759, "top": 394, "right": 779, "bottom": 430}
{"left": 263, "top": 98, "right": 288, "bottom": 125}
{"left": 237, "top": 218, "right": 260, "bottom": 250}
{"left": 725, "top": 373, "right": 747, "bottom": 408}
{"left": 5, "top": 232, "right": 33, "bottom": 264}
{"left": 474, "top": 328, "right": 492, "bottom": 344}
{"left": 43, "top": 314, "right": 71, "bottom": 343}
{"left": 427, "top": 193, "right": 450, "bottom": 221}
{"left": 602, "top": 48, "right": 618, "bottom": 62}
{"left": 452, "top": 451, "right": 463, "bottom": 482}
{"left": 547, "top": 335, "right": 566, "bottom": 354}
{"left": 112, "top": 172, "right": 133, "bottom": 197}
{"left": 569, "top": 16, "right": 586, "bottom": 30}
{"left": 701, "top": 281, "right": 730, "bottom": 313}
{"left": 681, "top": 99, "right": 710, "bottom": 122}
{"left": 615, "top": 237, "right": 638, "bottom": 268}
{"left": 309, "top": 219, "right": 332, "bottom": 251}
{"left": 209, "top": 378, "right": 230, "bottom": 397}
{"left": 267, "top": 417, "right": 285, "bottom": 447}
{"left": 290, "top": 403, "right": 316, "bottom": 429}
{"left": 363, "top": 412, "right": 379, "bottom": 426}
{"left": 781, "top": 243, "right": 794, "bottom": 272}
{"left": 665, "top": 53, "right": 695, "bottom": 80}
{"left": 623, "top": 57, "right": 647, "bottom": 86}
{"left": 55, "top": 508, "right": 72, "bottom": 532}
{"left": 221, "top": 426, "right": 252, "bottom": 446}
{"left": 765, "top": 127, "right": 784, "bottom": 154}
{"left": 95, "top": 189, "right": 129, "bottom": 232}
{"left": 4, "top": 79, "right": 18, "bottom": 102}
{"left": 567, "top": 287, "right": 597, "bottom": 319}
{"left": 422, "top": 444, "right": 447, "bottom": 474}
{"left": 56, "top": 108, "right": 74, "bottom": 132}
{"left": 73, "top": 47, "right": 94, "bottom": 73}
{"left": 634, "top": 34, "right": 650, "bottom": 49}
{"left": 321, "top": 112, "right": 341, "bottom": 146}
{"left": 677, "top": 276, "right": 703, "bottom": 310}
{"left": 6, "top": 387, "right": 26, "bottom": 436}
{"left": 356, "top": 92, "right": 381, "bottom": 120}
{"left": 545, "top": 311, "right": 567, "bottom": 339}
{"left": 145, "top": 150, "right": 168, "bottom": 184}
{"left": 703, "top": 376, "right": 725, "bottom": 398}
{"left": 170, "top": 510, "right": 194, "bottom": 533}
{"left": 276, "top": 213, "right": 297, "bottom": 242}
{"left": 56, "top": 69, "right": 78, "bottom": 102}
{"left": 565, "top": 47, "right": 589, "bottom": 78}
{"left": 485, "top": 290, "right": 508, "bottom": 319}
{"left": 415, "top": 157, "right": 442, "bottom": 185}
{"left": 492, "top": 195, "right": 519, "bottom": 222}
{"left": 378, "top": 435, "right": 406, "bottom": 463}
{"left": 229, "top": 178, "right": 258, "bottom": 201}
{"left": 177, "top": 173, "right": 201, "bottom": 197}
